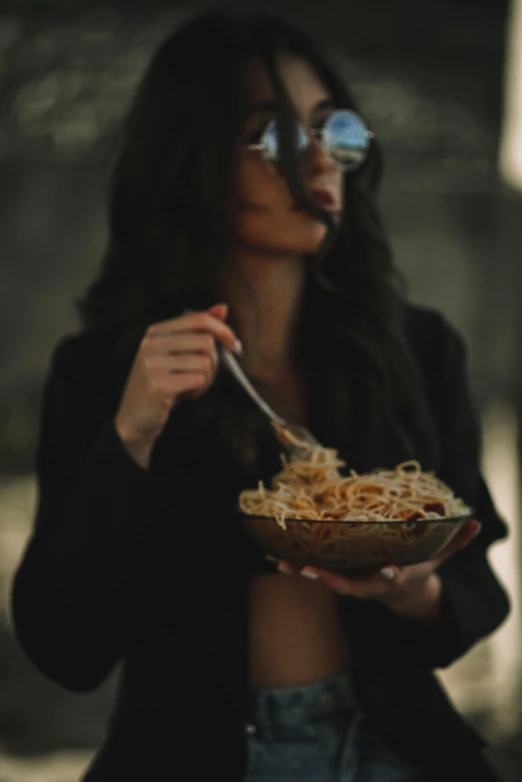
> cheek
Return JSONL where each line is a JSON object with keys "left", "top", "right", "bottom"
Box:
{"left": 235, "top": 157, "right": 289, "bottom": 209}
{"left": 237, "top": 209, "right": 329, "bottom": 254}
{"left": 231, "top": 159, "right": 329, "bottom": 253}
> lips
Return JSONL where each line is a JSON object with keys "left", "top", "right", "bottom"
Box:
{"left": 310, "top": 188, "right": 338, "bottom": 211}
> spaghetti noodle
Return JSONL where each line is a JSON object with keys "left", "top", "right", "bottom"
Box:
{"left": 238, "top": 424, "right": 471, "bottom": 531}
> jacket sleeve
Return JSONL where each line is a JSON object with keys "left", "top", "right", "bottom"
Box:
{"left": 10, "top": 337, "right": 183, "bottom": 692}
{"left": 400, "top": 313, "right": 510, "bottom": 669}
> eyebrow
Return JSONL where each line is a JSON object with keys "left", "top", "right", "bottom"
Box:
{"left": 245, "top": 97, "right": 335, "bottom": 119}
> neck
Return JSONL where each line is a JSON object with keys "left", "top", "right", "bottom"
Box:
{"left": 216, "top": 249, "right": 307, "bottom": 379}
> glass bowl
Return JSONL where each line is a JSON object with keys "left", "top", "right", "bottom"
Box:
{"left": 239, "top": 511, "right": 473, "bottom": 575}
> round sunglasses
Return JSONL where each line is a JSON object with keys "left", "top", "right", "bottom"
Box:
{"left": 245, "top": 109, "right": 374, "bottom": 172}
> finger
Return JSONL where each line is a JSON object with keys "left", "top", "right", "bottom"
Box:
{"left": 151, "top": 335, "right": 218, "bottom": 375}
{"left": 159, "top": 371, "right": 208, "bottom": 398}
{"left": 150, "top": 366, "right": 211, "bottom": 403}
{"left": 463, "top": 518, "right": 482, "bottom": 542}
{"left": 180, "top": 389, "right": 205, "bottom": 402}
{"left": 264, "top": 556, "right": 299, "bottom": 575}
{"left": 300, "top": 568, "right": 356, "bottom": 595}
{"left": 185, "top": 303, "right": 229, "bottom": 322}
{"left": 379, "top": 566, "right": 401, "bottom": 583}
{"left": 207, "top": 303, "right": 229, "bottom": 320}
{"left": 278, "top": 563, "right": 299, "bottom": 575}
{"left": 148, "top": 311, "right": 241, "bottom": 354}
{"left": 298, "top": 566, "right": 403, "bottom": 598}
{"left": 149, "top": 353, "right": 215, "bottom": 377}
{"left": 169, "top": 350, "right": 219, "bottom": 402}
{"left": 143, "top": 332, "right": 219, "bottom": 362}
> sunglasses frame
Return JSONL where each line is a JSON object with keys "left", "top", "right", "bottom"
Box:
{"left": 245, "top": 109, "right": 374, "bottom": 173}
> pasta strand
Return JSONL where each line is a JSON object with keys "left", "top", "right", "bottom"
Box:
{"left": 239, "top": 427, "right": 470, "bottom": 530}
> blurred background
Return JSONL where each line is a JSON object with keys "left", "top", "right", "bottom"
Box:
{"left": 0, "top": 0, "right": 521, "bottom": 779}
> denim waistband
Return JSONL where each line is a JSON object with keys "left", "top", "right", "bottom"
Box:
{"left": 246, "top": 671, "right": 360, "bottom": 740}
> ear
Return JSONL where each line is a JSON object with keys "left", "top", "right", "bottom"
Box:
{"left": 208, "top": 303, "right": 229, "bottom": 321}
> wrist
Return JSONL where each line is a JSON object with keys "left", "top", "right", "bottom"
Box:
{"left": 113, "top": 418, "right": 153, "bottom": 470}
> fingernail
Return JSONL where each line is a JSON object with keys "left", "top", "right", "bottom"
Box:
{"left": 472, "top": 523, "right": 482, "bottom": 538}
{"left": 264, "top": 555, "right": 279, "bottom": 563}
{"left": 300, "top": 568, "right": 319, "bottom": 580}
{"left": 234, "top": 339, "right": 243, "bottom": 355}
{"left": 380, "top": 567, "right": 396, "bottom": 581}
{"left": 277, "top": 563, "right": 294, "bottom": 575}
{"left": 209, "top": 302, "right": 228, "bottom": 314}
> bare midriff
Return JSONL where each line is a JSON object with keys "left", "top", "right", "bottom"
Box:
{"left": 246, "top": 365, "right": 350, "bottom": 688}
{"left": 249, "top": 573, "right": 350, "bottom": 688}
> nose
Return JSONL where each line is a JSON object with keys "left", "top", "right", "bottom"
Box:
{"left": 305, "top": 136, "right": 337, "bottom": 175}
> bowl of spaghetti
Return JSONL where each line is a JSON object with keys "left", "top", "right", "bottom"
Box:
{"left": 238, "top": 429, "right": 472, "bottom": 575}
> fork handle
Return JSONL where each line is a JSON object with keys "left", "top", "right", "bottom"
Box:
{"left": 220, "top": 347, "right": 287, "bottom": 427}
{"left": 183, "top": 306, "right": 286, "bottom": 427}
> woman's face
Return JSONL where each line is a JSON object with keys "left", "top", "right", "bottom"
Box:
{"left": 229, "top": 54, "right": 344, "bottom": 256}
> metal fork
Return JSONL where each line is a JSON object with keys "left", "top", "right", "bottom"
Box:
{"left": 220, "top": 346, "right": 319, "bottom": 450}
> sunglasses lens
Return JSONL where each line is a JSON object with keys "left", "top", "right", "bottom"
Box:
{"left": 323, "top": 110, "right": 371, "bottom": 169}
{"left": 262, "top": 121, "right": 279, "bottom": 165}
{"left": 260, "top": 111, "right": 371, "bottom": 170}
{"left": 262, "top": 121, "right": 309, "bottom": 166}
{"left": 296, "top": 124, "right": 309, "bottom": 152}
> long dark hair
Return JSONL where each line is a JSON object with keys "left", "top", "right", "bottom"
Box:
{"left": 76, "top": 2, "right": 434, "bottom": 460}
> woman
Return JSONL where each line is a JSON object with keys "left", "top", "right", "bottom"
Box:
{"left": 11, "top": 4, "right": 509, "bottom": 782}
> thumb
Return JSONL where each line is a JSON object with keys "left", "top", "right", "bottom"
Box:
{"left": 208, "top": 303, "right": 229, "bottom": 321}
{"left": 435, "top": 519, "right": 481, "bottom": 566}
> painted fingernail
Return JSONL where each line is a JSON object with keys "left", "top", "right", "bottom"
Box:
{"left": 277, "top": 563, "right": 294, "bottom": 575}
{"left": 380, "top": 568, "right": 396, "bottom": 581}
{"left": 300, "top": 568, "right": 319, "bottom": 580}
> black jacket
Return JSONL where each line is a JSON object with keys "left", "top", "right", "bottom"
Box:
{"left": 11, "top": 304, "right": 510, "bottom": 782}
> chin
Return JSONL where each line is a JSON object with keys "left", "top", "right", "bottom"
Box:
{"left": 293, "top": 221, "right": 330, "bottom": 253}
{"left": 267, "top": 235, "right": 326, "bottom": 256}
{"left": 246, "top": 216, "right": 337, "bottom": 256}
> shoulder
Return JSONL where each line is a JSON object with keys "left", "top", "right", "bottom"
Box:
{"left": 51, "top": 330, "right": 106, "bottom": 367}
{"left": 49, "top": 329, "right": 114, "bottom": 383}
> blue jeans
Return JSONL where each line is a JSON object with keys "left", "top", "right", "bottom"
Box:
{"left": 244, "top": 672, "right": 425, "bottom": 782}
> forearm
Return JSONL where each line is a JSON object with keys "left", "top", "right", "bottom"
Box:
{"left": 35, "top": 422, "right": 169, "bottom": 589}
{"left": 393, "top": 549, "right": 510, "bottom": 669}
{"left": 11, "top": 422, "right": 174, "bottom": 688}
